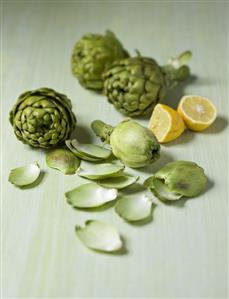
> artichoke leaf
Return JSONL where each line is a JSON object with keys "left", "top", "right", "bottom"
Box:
{"left": 78, "top": 163, "right": 125, "bottom": 180}
{"left": 46, "top": 148, "right": 80, "bottom": 175}
{"left": 65, "top": 140, "right": 101, "bottom": 162}
{"left": 98, "top": 175, "right": 139, "bottom": 189}
{"left": 144, "top": 176, "right": 182, "bottom": 201}
{"left": 71, "top": 139, "right": 112, "bottom": 159}
{"left": 115, "top": 192, "right": 153, "bottom": 221}
{"left": 75, "top": 220, "right": 123, "bottom": 252}
{"left": 65, "top": 183, "right": 117, "bottom": 208}
{"left": 8, "top": 162, "right": 41, "bottom": 187}
{"left": 144, "top": 160, "right": 208, "bottom": 201}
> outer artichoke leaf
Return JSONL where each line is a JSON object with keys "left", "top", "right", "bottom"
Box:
{"left": 115, "top": 192, "right": 153, "bottom": 221}
{"left": 98, "top": 175, "right": 139, "bottom": 189}
{"left": 8, "top": 162, "right": 41, "bottom": 187}
{"left": 75, "top": 220, "right": 123, "bottom": 252}
{"left": 71, "top": 139, "right": 111, "bottom": 159}
{"left": 115, "top": 192, "right": 152, "bottom": 222}
{"left": 46, "top": 148, "right": 80, "bottom": 175}
{"left": 154, "top": 161, "right": 208, "bottom": 197}
{"left": 65, "top": 183, "right": 117, "bottom": 208}
{"left": 144, "top": 176, "right": 182, "bottom": 201}
{"left": 78, "top": 163, "right": 125, "bottom": 180}
{"left": 66, "top": 140, "right": 101, "bottom": 162}
{"left": 143, "top": 176, "right": 155, "bottom": 188}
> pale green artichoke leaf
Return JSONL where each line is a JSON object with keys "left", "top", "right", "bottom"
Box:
{"left": 78, "top": 163, "right": 124, "bottom": 180}
{"left": 66, "top": 140, "right": 102, "bottom": 162}
{"left": 144, "top": 176, "right": 182, "bottom": 201}
{"left": 71, "top": 139, "right": 112, "bottom": 159}
{"left": 46, "top": 148, "right": 80, "bottom": 175}
{"left": 115, "top": 192, "right": 153, "bottom": 221}
{"left": 8, "top": 162, "right": 41, "bottom": 187}
{"left": 144, "top": 160, "right": 208, "bottom": 201}
{"left": 75, "top": 220, "right": 123, "bottom": 252}
{"left": 154, "top": 161, "right": 208, "bottom": 198}
{"left": 65, "top": 183, "right": 117, "bottom": 208}
{"left": 98, "top": 175, "right": 139, "bottom": 189}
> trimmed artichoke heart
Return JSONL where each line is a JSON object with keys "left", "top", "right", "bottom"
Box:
{"left": 91, "top": 119, "right": 160, "bottom": 168}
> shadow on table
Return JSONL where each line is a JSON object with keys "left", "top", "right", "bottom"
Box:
{"left": 163, "top": 130, "right": 195, "bottom": 147}
{"left": 71, "top": 124, "right": 94, "bottom": 143}
{"left": 201, "top": 116, "right": 228, "bottom": 134}
{"left": 162, "top": 75, "right": 198, "bottom": 109}
{"left": 137, "top": 151, "right": 174, "bottom": 175}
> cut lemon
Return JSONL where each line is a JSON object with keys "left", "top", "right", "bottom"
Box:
{"left": 148, "top": 104, "right": 185, "bottom": 143}
{"left": 177, "top": 95, "right": 217, "bottom": 131}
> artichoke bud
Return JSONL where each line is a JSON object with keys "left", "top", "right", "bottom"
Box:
{"left": 103, "top": 51, "right": 192, "bottom": 117}
{"left": 10, "top": 88, "right": 76, "bottom": 148}
{"left": 91, "top": 119, "right": 160, "bottom": 168}
{"left": 71, "top": 30, "right": 129, "bottom": 90}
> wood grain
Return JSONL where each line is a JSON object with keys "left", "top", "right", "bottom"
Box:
{"left": 2, "top": 1, "right": 228, "bottom": 298}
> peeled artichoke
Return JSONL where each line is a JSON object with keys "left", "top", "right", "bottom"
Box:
{"left": 10, "top": 88, "right": 76, "bottom": 148}
{"left": 144, "top": 161, "right": 208, "bottom": 201}
{"left": 71, "top": 30, "right": 129, "bottom": 90}
{"left": 103, "top": 51, "right": 192, "bottom": 116}
{"left": 91, "top": 119, "right": 160, "bottom": 168}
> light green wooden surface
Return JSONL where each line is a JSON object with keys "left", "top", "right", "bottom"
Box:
{"left": 2, "top": 1, "right": 228, "bottom": 298}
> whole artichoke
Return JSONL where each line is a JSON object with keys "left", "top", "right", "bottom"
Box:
{"left": 91, "top": 119, "right": 160, "bottom": 168}
{"left": 103, "top": 51, "right": 192, "bottom": 116}
{"left": 71, "top": 30, "right": 129, "bottom": 90}
{"left": 10, "top": 88, "right": 76, "bottom": 148}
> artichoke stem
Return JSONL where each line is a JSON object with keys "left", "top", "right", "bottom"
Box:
{"left": 91, "top": 120, "right": 114, "bottom": 143}
{"left": 168, "top": 51, "right": 192, "bottom": 69}
{"left": 162, "top": 50, "right": 192, "bottom": 88}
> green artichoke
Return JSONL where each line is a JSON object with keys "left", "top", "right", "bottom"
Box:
{"left": 144, "top": 161, "right": 207, "bottom": 201}
{"left": 103, "top": 51, "right": 192, "bottom": 116}
{"left": 71, "top": 30, "right": 129, "bottom": 90}
{"left": 91, "top": 119, "right": 160, "bottom": 168}
{"left": 10, "top": 88, "right": 76, "bottom": 148}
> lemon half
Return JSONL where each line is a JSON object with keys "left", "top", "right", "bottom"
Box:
{"left": 177, "top": 95, "right": 217, "bottom": 131}
{"left": 148, "top": 104, "right": 185, "bottom": 143}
